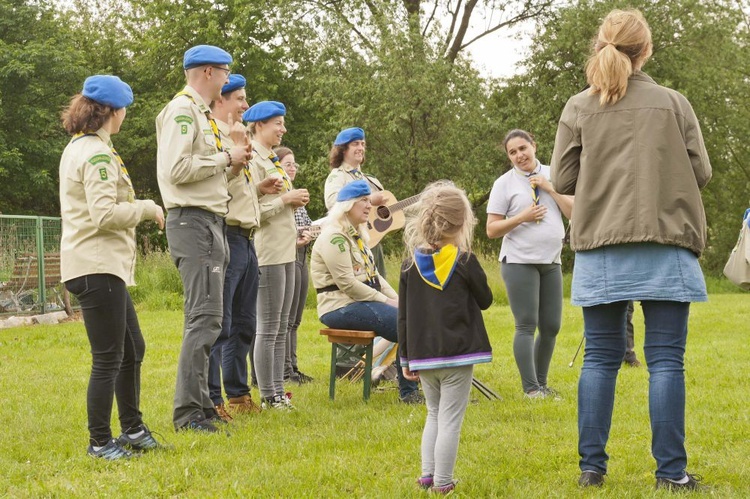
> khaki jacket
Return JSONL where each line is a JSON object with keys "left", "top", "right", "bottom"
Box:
{"left": 251, "top": 140, "right": 295, "bottom": 265}
{"left": 323, "top": 161, "right": 384, "bottom": 210}
{"left": 59, "top": 128, "right": 157, "bottom": 285}
{"left": 551, "top": 71, "right": 711, "bottom": 255}
{"left": 218, "top": 120, "right": 261, "bottom": 230}
{"left": 310, "top": 224, "right": 397, "bottom": 317}
{"left": 156, "top": 85, "right": 230, "bottom": 215}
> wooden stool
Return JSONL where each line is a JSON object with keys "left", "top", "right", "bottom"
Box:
{"left": 319, "top": 328, "right": 376, "bottom": 400}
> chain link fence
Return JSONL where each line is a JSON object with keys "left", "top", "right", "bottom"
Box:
{"left": 0, "top": 215, "right": 70, "bottom": 315}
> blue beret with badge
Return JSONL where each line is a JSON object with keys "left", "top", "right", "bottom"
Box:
{"left": 221, "top": 74, "right": 246, "bottom": 95}
{"left": 333, "top": 127, "right": 365, "bottom": 146}
{"left": 183, "top": 44, "right": 232, "bottom": 69}
{"left": 242, "top": 101, "right": 286, "bottom": 122}
{"left": 82, "top": 75, "right": 134, "bottom": 109}
{"left": 336, "top": 179, "right": 371, "bottom": 202}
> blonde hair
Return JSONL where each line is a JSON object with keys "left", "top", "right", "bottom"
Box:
{"left": 403, "top": 181, "right": 476, "bottom": 266}
{"left": 328, "top": 196, "right": 371, "bottom": 245}
{"left": 585, "top": 9, "right": 653, "bottom": 106}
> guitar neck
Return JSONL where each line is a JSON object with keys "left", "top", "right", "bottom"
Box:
{"left": 388, "top": 194, "right": 421, "bottom": 213}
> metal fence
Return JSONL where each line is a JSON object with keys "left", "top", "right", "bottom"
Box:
{"left": 0, "top": 215, "right": 68, "bottom": 315}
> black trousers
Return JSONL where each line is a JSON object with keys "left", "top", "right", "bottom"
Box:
{"left": 65, "top": 274, "right": 145, "bottom": 446}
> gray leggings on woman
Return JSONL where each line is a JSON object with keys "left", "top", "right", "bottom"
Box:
{"left": 420, "top": 365, "right": 474, "bottom": 487}
{"left": 254, "top": 262, "right": 296, "bottom": 399}
{"left": 501, "top": 262, "right": 562, "bottom": 393}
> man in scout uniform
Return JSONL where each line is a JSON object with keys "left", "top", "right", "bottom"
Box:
{"left": 156, "top": 44, "right": 253, "bottom": 432}
{"left": 206, "top": 75, "right": 280, "bottom": 420}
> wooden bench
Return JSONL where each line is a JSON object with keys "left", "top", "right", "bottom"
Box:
{"left": 1, "top": 253, "right": 71, "bottom": 314}
{"left": 319, "top": 328, "right": 376, "bottom": 401}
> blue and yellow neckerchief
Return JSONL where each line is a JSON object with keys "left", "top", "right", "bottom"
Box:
{"left": 414, "top": 244, "right": 460, "bottom": 291}
{"left": 73, "top": 132, "right": 135, "bottom": 203}
{"left": 268, "top": 153, "right": 292, "bottom": 191}
{"left": 514, "top": 162, "right": 541, "bottom": 205}
{"left": 174, "top": 90, "right": 223, "bottom": 152}
{"left": 347, "top": 225, "right": 379, "bottom": 289}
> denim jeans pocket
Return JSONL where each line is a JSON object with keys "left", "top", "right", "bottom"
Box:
{"left": 64, "top": 275, "right": 88, "bottom": 296}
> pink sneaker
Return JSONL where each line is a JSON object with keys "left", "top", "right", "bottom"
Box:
{"left": 431, "top": 481, "right": 456, "bottom": 494}
{"left": 417, "top": 475, "right": 433, "bottom": 489}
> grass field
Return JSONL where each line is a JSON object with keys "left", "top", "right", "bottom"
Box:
{"left": 1, "top": 291, "right": 748, "bottom": 497}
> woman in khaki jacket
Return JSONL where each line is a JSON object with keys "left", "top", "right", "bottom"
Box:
{"left": 310, "top": 180, "right": 421, "bottom": 404}
{"left": 59, "top": 76, "right": 165, "bottom": 459}
{"left": 551, "top": 10, "right": 711, "bottom": 491}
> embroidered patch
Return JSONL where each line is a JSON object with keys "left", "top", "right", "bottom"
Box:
{"left": 330, "top": 235, "right": 347, "bottom": 253}
{"left": 174, "top": 115, "right": 193, "bottom": 124}
{"left": 99, "top": 168, "right": 108, "bottom": 181}
{"left": 88, "top": 153, "right": 111, "bottom": 165}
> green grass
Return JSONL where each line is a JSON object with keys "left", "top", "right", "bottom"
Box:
{"left": 1, "top": 295, "right": 748, "bottom": 497}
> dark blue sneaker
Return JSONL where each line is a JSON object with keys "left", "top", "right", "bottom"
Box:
{"left": 87, "top": 438, "right": 134, "bottom": 460}
{"left": 117, "top": 424, "right": 170, "bottom": 451}
{"left": 177, "top": 419, "right": 219, "bottom": 433}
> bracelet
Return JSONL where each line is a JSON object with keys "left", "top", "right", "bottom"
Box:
{"left": 225, "top": 150, "right": 232, "bottom": 165}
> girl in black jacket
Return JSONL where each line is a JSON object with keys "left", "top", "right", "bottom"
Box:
{"left": 398, "top": 181, "right": 493, "bottom": 494}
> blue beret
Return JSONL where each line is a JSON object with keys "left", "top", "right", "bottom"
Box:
{"left": 183, "top": 45, "right": 232, "bottom": 69}
{"left": 242, "top": 101, "right": 286, "bottom": 122}
{"left": 337, "top": 180, "right": 371, "bottom": 202}
{"left": 334, "top": 127, "right": 365, "bottom": 146}
{"left": 82, "top": 75, "right": 133, "bottom": 109}
{"left": 222, "top": 74, "right": 246, "bottom": 95}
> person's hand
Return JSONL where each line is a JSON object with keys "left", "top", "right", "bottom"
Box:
{"left": 259, "top": 175, "right": 283, "bottom": 195}
{"left": 402, "top": 366, "right": 420, "bottom": 382}
{"left": 228, "top": 144, "right": 253, "bottom": 176}
{"left": 370, "top": 191, "right": 386, "bottom": 206}
{"left": 281, "top": 188, "right": 309, "bottom": 207}
{"left": 228, "top": 115, "right": 248, "bottom": 146}
{"left": 296, "top": 229, "right": 312, "bottom": 247}
{"left": 529, "top": 175, "right": 554, "bottom": 194}
{"left": 154, "top": 204, "right": 165, "bottom": 230}
{"left": 385, "top": 297, "right": 398, "bottom": 308}
{"left": 519, "top": 203, "right": 547, "bottom": 223}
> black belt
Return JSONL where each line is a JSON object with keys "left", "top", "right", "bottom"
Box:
{"left": 316, "top": 279, "right": 381, "bottom": 294}
{"left": 226, "top": 224, "right": 255, "bottom": 239}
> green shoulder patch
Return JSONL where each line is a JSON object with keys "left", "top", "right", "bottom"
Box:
{"left": 88, "top": 153, "right": 111, "bottom": 166}
{"left": 99, "top": 168, "right": 108, "bottom": 181}
{"left": 174, "top": 115, "right": 194, "bottom": 124}
{"left": 330, "top": 235, "right": 348, "bottom": 253}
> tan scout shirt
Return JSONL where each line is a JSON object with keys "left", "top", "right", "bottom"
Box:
{"left": 310, "top": 224, "right": 397, "bottom": 317}
{"left": 59, "top": 128, "right": 157, "bottom": 285}
{"left": 323, "top": 161, "right": 384, "bottom": 210}
{"left": 156, "top": 85, "right": 230, "bottom": 215}
{"left": 251, "top": 140, "right": 295, "bottom": 265}
{"left": 218, "top": 120, "right": 261, "bottom": 230}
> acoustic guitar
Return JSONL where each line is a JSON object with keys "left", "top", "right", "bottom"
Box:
{"left": 367, "top": 190, "right": 422, "bottom": 247}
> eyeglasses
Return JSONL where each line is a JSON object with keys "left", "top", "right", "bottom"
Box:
{"left": 207, "top": 66, "right": 231, "bottom": 76}
{"left": 282, "top": 162, "right": 300, "bottom": 169}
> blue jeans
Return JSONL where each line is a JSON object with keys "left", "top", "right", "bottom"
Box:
{"left": 208, "top": 231, "right": 259, "bottom": 405}
{"left": 578, "top": 300, "right": 690, "bottom": 479}
{"left": 320, "top": 301, "right": 418, "bottom": 399}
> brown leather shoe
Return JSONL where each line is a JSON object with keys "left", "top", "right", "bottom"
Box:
{"left": 214, "top": 403, "right": 234, "bottom": 422}
{"left": 227, "top": 394, "right": 262, "bottom": 414}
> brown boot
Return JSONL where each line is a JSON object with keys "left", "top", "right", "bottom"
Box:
{"left": 214, "top": 403, "right": 234, "bottom": 422}
{"left": 227, "top": 394, "right": 262, "bottom": 414}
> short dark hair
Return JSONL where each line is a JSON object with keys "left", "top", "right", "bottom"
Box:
{"left": 502, "top": 129, "right": 536, "bottom": 151}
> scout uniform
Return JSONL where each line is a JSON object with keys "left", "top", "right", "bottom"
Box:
{"left": 156, "top": 44, "right": 233, "bottom": 430}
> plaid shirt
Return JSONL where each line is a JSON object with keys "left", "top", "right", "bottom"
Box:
{"left": 294, "top": 206, "right": 312, "bottom": 229}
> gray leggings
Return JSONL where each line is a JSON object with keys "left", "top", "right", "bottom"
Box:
{"left": 254, "top": 262, "right": 296, "bottom": 399}
{"left": 420, "top": 365, "right": 474, "bottom": 487}
{"left": 501, "top": 262, "right": 562, "bottom": 393}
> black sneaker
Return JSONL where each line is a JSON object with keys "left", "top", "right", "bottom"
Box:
{"left": 578, "top": 470, "right": 604, "bottom": 487}
{"left": 177, "top": 419, "right": 219, "bottom": 433}
{"left": 400, "top": 391, "right": 425, "bottom": 405}
{"left": 117, "top": 424, "right": 169, "bottom": 452}
{"left": 203, "top": 407, "right": 229, "bottom": 425}
{"left": 87, "top": 438, "right": 134, "bottom": 460}
{"left": 656, "top": 473, "right": 706, "bottom": 491}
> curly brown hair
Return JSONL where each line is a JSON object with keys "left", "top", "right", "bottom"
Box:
{"left": 328, "top": 142, "right": 365, "bottom": 170}
{"left": 61, "top": 95, "right": 114, "bottom": 135}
